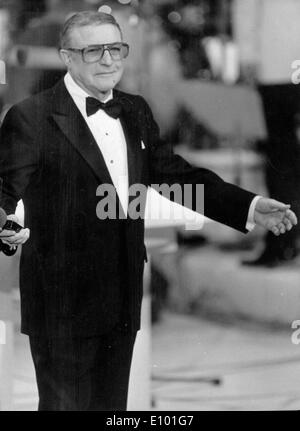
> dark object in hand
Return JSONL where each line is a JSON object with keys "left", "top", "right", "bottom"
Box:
{"left": 0, "top": 219, "right": 23, "bottom": 256}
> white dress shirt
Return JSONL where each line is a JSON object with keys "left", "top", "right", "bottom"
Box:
{"left": 64, "top": 72, "right": 258, "bottom": 229}
{"left": 246, "top": 195, "right": 261, "bottom": 231}
{"left": 64, "top": 72, "right": 129, "bottom": 214}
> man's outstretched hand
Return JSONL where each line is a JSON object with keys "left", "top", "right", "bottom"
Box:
{"left": 254, "top": 198, "right": 297, "bottom": 235}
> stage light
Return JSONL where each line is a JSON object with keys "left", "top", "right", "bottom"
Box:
{"left": 98, "top": 5, "right": 112, "bottom": 14}
{"left": 168, "top": 11, "right": 181, "bottom": 24}
{"left": 128, "top": 14, "right": 139, "bottom": 26}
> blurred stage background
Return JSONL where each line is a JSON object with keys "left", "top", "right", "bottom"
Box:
{"left": 1, "top": 0, "right": 300, "bottom": 411}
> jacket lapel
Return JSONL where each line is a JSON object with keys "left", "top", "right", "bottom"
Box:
{"left": 50, "top": 81, "right": 144, "bottom": 214}
{"left": 51, "top": 80, "right": 114, "bottom": 187}
{"left": 115, "top": 90, "right": 144, "bottom": 195}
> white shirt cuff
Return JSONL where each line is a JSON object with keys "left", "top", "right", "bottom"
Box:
{"left": 246, "top": 195, "right": 262, "bottom": 231}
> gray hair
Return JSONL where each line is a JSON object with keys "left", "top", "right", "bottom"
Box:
{"left": 59, "top": 11, "right": 123, "bottom": 49}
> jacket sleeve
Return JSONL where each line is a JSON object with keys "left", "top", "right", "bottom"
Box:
{"left": 139, "top": 96, "right": 256, "bottom": 233}
{"left": 0, "top": 105, "right": 39, "bottom": 215}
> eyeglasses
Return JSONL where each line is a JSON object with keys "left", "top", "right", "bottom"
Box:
{"left": 64, "top": 43, "right": 129, "bottom": 63}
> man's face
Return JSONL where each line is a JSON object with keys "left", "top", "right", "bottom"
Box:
{"left": 65, "top": 23, "right": 124, "bottom": 97}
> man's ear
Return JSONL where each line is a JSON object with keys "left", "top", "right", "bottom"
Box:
{"left": 59, "top": 49, "right": 72, "bottom": 67}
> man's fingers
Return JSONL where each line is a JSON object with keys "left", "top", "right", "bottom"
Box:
{"left": 272, "top": 226, "right": 280, "bottom": 235}
{"left": 256, "top": 200, "right": 297, "bottom": 234}
{"left": 277, "top": 222, "right": 286, "bottom": 234}
{"left": 14, "top": 229, "right": 30, "bottom": 244}
{"left": 1, "top": 229, "right": 30, "bottom": 245}
{"left": 12, "top": 238, "right": 26, "bottom": 245}
{"left": 286, "top": 209, "right": 298, "bottom": 225}
{"left": 270, "top": 221, "right": 285, "bottom": 234}
{"left": 14, "top": 236, "right": 29, "bottom": 244}
{"left": 0, "top": 229, "right": 17, "bottom": 237}
{"left": 283, "top": 218, "right": 293, "bottom": 231}
{"left": 269, "top": 200, "right": 290, "bottom": 212}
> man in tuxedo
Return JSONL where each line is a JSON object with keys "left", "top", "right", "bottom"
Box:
{"left": 0, "top": 11, "right": 297, "bottom": 411}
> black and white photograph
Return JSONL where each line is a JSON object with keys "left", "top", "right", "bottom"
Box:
{"left": 0, "top": 0, "right": 300, "bottom": 415}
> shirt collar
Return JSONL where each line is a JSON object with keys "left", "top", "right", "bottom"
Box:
{"left": 64, "top": 72, "right": 113, "bottom": 103}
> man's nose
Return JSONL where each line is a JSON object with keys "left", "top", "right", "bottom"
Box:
{"left": 100, "top": 49, "right": 113, "bottom": 65}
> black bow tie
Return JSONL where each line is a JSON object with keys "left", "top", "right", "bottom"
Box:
{"left": 86, "top": 96, "right": 123, "bottom": 119}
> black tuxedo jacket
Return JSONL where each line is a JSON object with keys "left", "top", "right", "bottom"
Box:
{"left": 0, "top": 79, "right": 255, "bottom": 337}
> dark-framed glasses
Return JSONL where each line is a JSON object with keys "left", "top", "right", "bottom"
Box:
{"left": 64, "top": 42, "right": 129, "bottom": 63}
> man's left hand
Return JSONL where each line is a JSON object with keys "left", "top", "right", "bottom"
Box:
{"left": 0, "top": 214, "right": 30, "bottom": 248}
{"left": 254, "top": 198, "right": 298, "bottom": 235}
